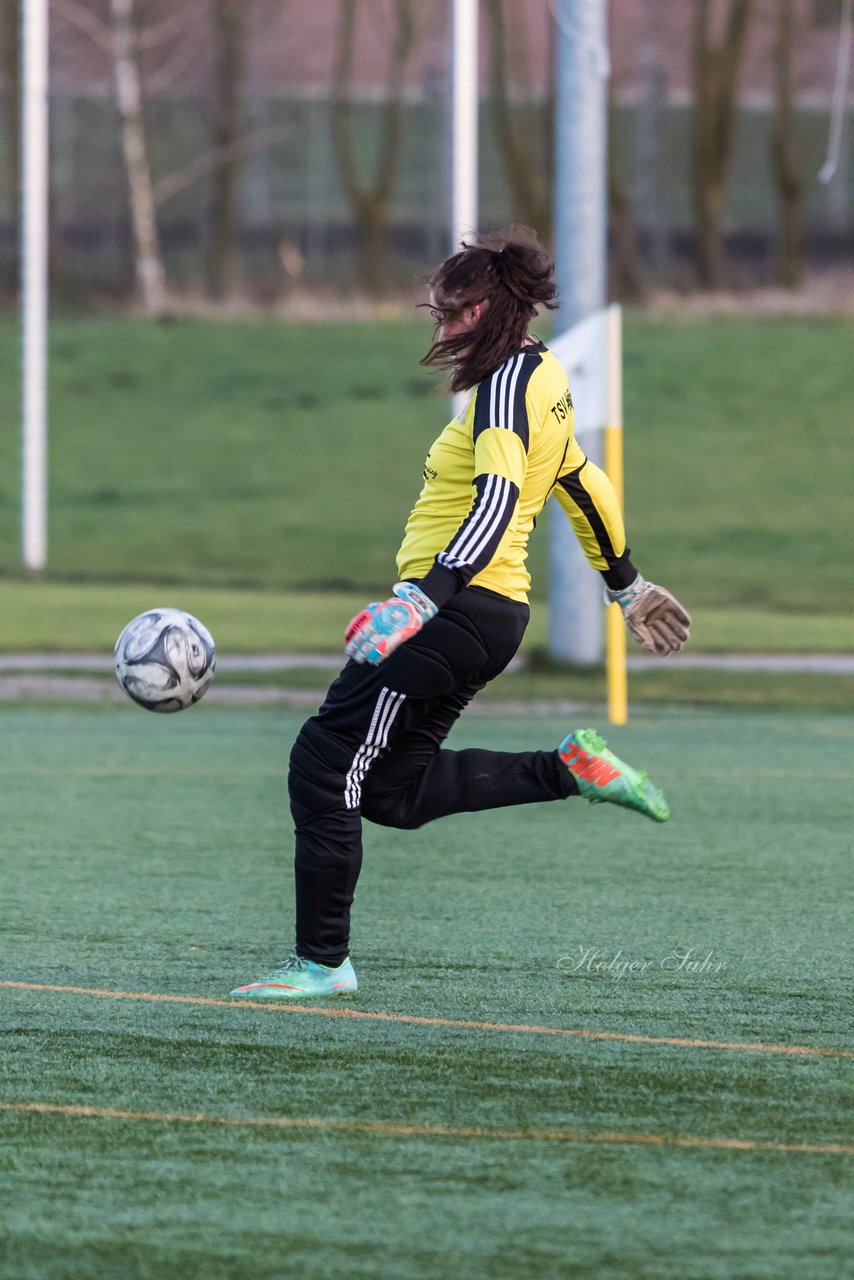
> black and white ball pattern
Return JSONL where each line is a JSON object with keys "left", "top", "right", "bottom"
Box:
{"left": 114, "top": 608, "right": 216, "bottom": 712}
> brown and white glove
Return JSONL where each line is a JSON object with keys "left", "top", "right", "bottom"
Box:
{"left": 605, "top": 575, "right": 691, "bottom": 657}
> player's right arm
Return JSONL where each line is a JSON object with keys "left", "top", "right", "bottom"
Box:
{"left": 551, "top": 439, "right": 637, "bottom": 591}
{"left": 551, "top": 440, "right": 691, "bottom": 657}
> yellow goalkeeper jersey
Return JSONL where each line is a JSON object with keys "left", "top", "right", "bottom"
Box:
{"left": 396, "top": 340, "right": 633, "bottom": 607}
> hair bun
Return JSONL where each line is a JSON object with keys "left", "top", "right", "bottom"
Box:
{"left": 493, "top": 245, "right": 533, "bottom": 301}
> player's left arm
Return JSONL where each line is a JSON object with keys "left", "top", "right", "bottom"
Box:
{"left": 346, "top": 461, "right": 524, "bottom": 667}
{"left": 344, "top": 450, "right": 521, "bottom": 667}
{"left": 552, "top": 449, "right": 691, "bottom": 657}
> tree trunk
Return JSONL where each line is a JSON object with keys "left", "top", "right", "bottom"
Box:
{"left": 694, "top": 162, "right": 728, "bottom": 288}
{"left": 354, "top": 202, "right": 388, "bottom": 296}
{"left": 608, "top": 83, "right": 645, "bottom": 301}
{"left": 109, "top": 0, "right": 168, "bottom": 315}
{"left": 330, "top": 0, "right": 416, "bottom": 298}
{"left": 0, "top": 0, "right": 21, "bottom": 288}
{"left": 692, "top": 0, "right": 754, "bottom": 289}
{"left": 487, "top": 0, "right": 553, "bottom": 243}
{"left": 771, "top": 0, "right": 805, "bottom": 288}
{"left": 635, "top": 0, "right": 669, "bottom": 271}
{"left": 207, "top": 0, "right": 246, "bottom": 299}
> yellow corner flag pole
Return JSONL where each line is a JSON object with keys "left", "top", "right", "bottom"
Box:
{"left": 604, "top": 306, "right": 628, "bottom": 725}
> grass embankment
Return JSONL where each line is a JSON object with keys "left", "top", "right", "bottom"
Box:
{"left": 0, "top": 313, "right": 851, "bottom": 709}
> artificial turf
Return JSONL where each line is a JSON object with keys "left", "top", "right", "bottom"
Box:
{"left": 1, "top": 704, "right": 851, "bottom": 1279}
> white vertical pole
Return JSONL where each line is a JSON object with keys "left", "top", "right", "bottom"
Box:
{"left": 451, "top": 0, "right": 478, "bottom": 250}
{"left": 450, "top": 0, "right": 478, "bottom": 419}
{"left": 21, "top": 0, "right": 49, "bottom": 571}
{"left": 549, "top": 0, "right": 610, "bottom": 664}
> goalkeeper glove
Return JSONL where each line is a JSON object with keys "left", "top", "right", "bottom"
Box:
{"left": 605, "top": 575, "right": 691, "bottom": 657}
{"left": 344, "top": 582, "right": 438, "bottom": 666}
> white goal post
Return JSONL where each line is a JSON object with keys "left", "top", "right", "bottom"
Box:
{"left": 21, "top": 0, "right": 49, "bottom": 572}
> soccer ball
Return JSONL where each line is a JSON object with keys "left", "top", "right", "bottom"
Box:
{"left": 114, "top": 608, "right": 216, "bottom": 713}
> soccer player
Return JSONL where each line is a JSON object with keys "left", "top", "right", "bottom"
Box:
{"left": 232, "top": 229, "right": 690, "bottom": 1000}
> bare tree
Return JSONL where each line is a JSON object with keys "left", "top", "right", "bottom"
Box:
{"left": 608, "top": 83, "right": 645, "bottom": 301}
{"left": 53, "top": 0, "right": 174, "bottom": 311}
{"left": 330, "top": 0, "right": 417, "bottom": 297}
{"left": 771, "top": 0, "right": 805, "bottom": 287}
{"left": 54, "top": 0, "right": 291, "bottom": 308}
{"left": 635, "top": 0, "right": 669, "bottom": 272}
{"left": 692, "top": 0, "right": 754, "bottom": 289}
{"left": 109, "top": 0, "right": 169, "bottom": 315}
{"left": 207, "top": 0, "right": 247, "bottom": 298}
{"left": 486, "top": 0, "right": 553, "bottom": 244}
{"left": 0, "top": 0, "right": 21, "bottom": 288}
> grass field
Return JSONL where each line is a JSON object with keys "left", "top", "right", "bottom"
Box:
{"left": 1, "top": 703, "right": 851, "bottom": 1279}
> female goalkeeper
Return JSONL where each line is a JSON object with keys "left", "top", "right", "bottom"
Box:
{"left": 232, "top": 228, "right": 690, "bottom": 1000}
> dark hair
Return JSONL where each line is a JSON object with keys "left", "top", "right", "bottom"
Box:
{"left": 420, "top": 227, "right": 558, "bottom": 393}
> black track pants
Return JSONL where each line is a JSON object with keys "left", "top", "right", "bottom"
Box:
{"left": 288, "top": 586, "right": 577, "bottom": 965}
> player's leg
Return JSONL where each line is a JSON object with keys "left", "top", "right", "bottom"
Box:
{"left": 229, "top": 660, "right": 395, "bottom": 998}
{"left": 357, "top": 587, "right": 551, "bottom": 824}
{"left": 360, "top": 588, "right": 668, "bottom": 828}
{"left": 230, "top": 588, "right": 666, "bottom": 999}
{"left": 360, "top": 678, "right": 576, "bottom": 830}
{"left": 363, "top": 717, "right": 669, "bottom": 829}
{"left": 231, "top": 590, "right": 523, "bottom": 996}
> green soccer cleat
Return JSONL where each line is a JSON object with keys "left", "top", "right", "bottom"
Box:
{"left": 230, "top": 955, "right": 358, "bottom": 999}
{"left": 559, "top": 728, "right": 670, "bottom": 823}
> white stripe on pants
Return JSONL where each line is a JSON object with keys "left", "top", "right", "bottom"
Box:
{"left": 344, "top": 686, "right": 406, "bottom": 810}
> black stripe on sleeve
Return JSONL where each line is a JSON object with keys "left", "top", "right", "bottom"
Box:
{"left": 472, "top": 377, "right": 496, "bottom": 441}
{"left": 509, "top": 356, "right": 534, "bottom": 451}
{"left": 557, "top": 462, "right": 620, "bottom": 563}
{"left": 600, "top": 551, "right": 638, "bottom": 590}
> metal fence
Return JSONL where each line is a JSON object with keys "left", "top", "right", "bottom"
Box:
{"left": 0, "top": 91, "right": 851, "bottom": 296}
